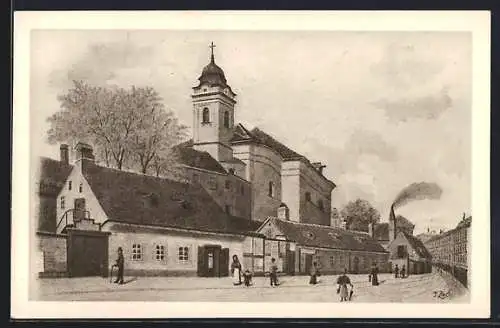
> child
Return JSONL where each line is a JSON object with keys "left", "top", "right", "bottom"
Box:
{"left": 270, "top": 258, "right": 278, "bottom": 287}
{"left": 243, "top": 269, "right": 253, "bottom": 287}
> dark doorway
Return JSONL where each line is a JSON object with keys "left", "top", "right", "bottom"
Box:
{"left": 73, "top": 198, "right": 86, "bottom": 222}
{"left": 353, "top": 256, "right": 360, "bottom": 273}
{"left": 304, "top": 254, "right": 313, "bottom": 274}
{"left": 67, "top": 230, "right": 109, "bottom": 277}
{"left": 197, "top": 245, "right": 229, "bottom": 277}
{"left": 286, "top": 249, "right": 295, "bottom": 275}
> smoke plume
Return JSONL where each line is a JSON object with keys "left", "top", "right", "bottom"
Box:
{"left": 392, "top": 182, "right": 443, "bottom": 209}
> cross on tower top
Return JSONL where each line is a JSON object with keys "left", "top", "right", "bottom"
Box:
{"left": 209, "top": 42, "right": 216, "bottom": 62}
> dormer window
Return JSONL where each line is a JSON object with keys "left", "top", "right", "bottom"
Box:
{"left": 223, "top": 111, "right": 230, "bottom": 128}
{"left": 79, "top": 183, "right": 83, "bottom": 193}
{"left": 268, "top": 182, "right": 275, "bottom": 198}
{"left": 202, "top": 108, "right": 210, "bottom": 123}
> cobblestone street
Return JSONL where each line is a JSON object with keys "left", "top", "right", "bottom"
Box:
{"left": 33, "top": 273, "right": 469, "bottom": 303}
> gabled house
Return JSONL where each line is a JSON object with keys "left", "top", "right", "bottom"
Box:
{"left": 387, "top": 231, "right": 432, "bottom": 275}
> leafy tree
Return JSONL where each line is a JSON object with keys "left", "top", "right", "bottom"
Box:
{"left": 340, "top": 199, "right": 381, "bottom": 232}
{"left": 47, "top": 80, "right": 187, "bottom": 175}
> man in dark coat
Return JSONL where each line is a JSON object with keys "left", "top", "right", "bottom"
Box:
{"left": 114, "top": 247, "right": 124, "bottom": 284}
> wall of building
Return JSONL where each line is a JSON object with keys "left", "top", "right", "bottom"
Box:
{"left": 56, "top": 166, "right": 108, "bottom": 233}
{"left": 37, "top": 194, "right": 57, "bottom": 232}
{"left": 105, "top": 226, "right": 246, "bottom": 276}
{"left": 36, "top": 232, "right": 67, "bottom": 275}
{"left": 282, "top": 161, "right": 333, "bottom": 225}
{"left": 233, "top": 143, "right": 283, "bottom": 221}
{"left": 183, "top": 166, "right": 252, "bottom": 219}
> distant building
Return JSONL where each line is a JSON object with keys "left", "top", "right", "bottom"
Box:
{"left": 415, "top": 228, "right": 438, "bottom": 244}
{"left": 386, "top": 231, "right": 433, "bottom": 275}
{"left": 425, "top": 215, "right": 471, "bottom": 288}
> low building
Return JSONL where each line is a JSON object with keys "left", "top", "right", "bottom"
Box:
{"left": 257, "top": 205, "right": 390, "bottom": 275}
{"left": 386, "top": 231, "right": 433, "bottom": 275}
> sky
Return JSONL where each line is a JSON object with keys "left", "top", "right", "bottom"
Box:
{"left": 30, "top": 30, "right": 472, "bottom": 234}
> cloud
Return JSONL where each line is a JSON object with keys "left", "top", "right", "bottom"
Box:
{"left": 345, "top": 129, "right": 398, "bottom": 161}
{"left": 48, "top": 40, "right": 157, "bottom": 89}
{"left": 373, "top": 87, "right": 453, "bottom": 122}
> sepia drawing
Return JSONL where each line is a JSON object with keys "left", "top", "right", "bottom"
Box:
{"left": 29, "top": 29, "right": 474, "bottom": 305}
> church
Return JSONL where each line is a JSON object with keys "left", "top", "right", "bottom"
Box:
{"left": 35, "top": 44, "right": 389, "bottom": 278}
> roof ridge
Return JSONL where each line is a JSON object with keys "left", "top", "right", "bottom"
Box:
{"left": 270, "top": 216, "right": 372, "bottom": 237}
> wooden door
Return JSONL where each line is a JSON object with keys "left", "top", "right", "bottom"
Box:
{"left": 68, "top": 232, "right": 108, "bottom": 277}
{"left": 197, "top": 246, "right": 206, "bottom": 277}
{"left": 305, "top": 254, "right": 313, "bottom": 274}
{"left": 219, "top": 248, "right": 229, "bottom": 277}
{"left": 286, "top": 249, "right": 295, "bottom": 275}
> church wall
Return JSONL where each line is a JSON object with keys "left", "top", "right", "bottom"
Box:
{"left": 183, "top": 166, "right": 252, "bottom": 220}
{"left": 233, "top": 144, "right": 283, "bottom": 221}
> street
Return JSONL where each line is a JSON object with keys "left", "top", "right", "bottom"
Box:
{"left": 32, "top": 273, "right": 469, "bottom": 302}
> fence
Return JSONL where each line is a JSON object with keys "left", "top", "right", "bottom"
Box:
{"left": 432, "top": 262, "right": 468, "bottom": 289}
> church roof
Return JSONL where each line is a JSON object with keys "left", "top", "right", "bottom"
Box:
{"left": 173, "top": 140, "right": 227, "bottom": 174}
{"left": 231, "top": 124, "right": 304, "bottom": 161}
{"left": 262, "top": 217, "right": 387, "bottom": 253}
{"left": 82, "top": 162, "right": 260, "bottom": 235}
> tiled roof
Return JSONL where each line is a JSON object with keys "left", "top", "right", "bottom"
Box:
{"left": 38, "top": 157, "right": 73, "bottom": 195}
{"left": 403, "top": 232, "right": 432, "bottom": 259}
{"left": 82, "top": 163, "right": 259, "bottom": 235}
{"left": 173, "top": 140, "right": 227, "bottom": 174}
{"left": 265, "top": 217, "right": 387, "bottom": 253}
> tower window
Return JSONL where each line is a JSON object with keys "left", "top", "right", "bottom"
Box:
{"left": 268, "top": 181, "right": 275, "bottom": 198}
{"left": 223, "top": 111, "right": 230, "bottom": 128}
{"left": 202, "top": 108, "right": 210, "bottom": 123}
{"left": 305, "top": 192, "right": 311, "bottom": 202}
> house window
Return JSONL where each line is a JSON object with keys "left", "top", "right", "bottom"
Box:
{"left": 178, "top": 246, "right": 189, "bottom": 262}
{"left": 330, "top": 256, "right": 335, "bottom": 267}
{"left": 132, "top": 244, "right": 143, "bottom": 261}
{"left": 397, "top": 245, "right": 407, "bottom": 258}
{"left": 60, "top": 196, "right": 65, "bottom": 210}
{"left": 68, "top": 181, "right": 72, "bottom": 190}
{"left": 79, "top": 183, "right": 83, "bottom": 193}
{"left": 225, "top": 180, "right": 231, "bottom": 189}
{"left": 202, "top": 108, "right": 210, "bottom": 123}
{"left": 223, "top": 111, "right": 230, "bottom": 128}
{"left": 318, "top": 199, "right": 324, "bottom": 211}
{"left": 155, "top": 245, "right": 165, "bottom": 261}
{"left": 268, "top": 181, "right": 275, "bottom": 197}
{"left": 305, "top": 192, "right": 311, "bottom": 202}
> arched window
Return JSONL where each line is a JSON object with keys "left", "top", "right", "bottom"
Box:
{"left": 202, "top": 108, "right": 210, "bottom": 123}
{"left": 268, "top": 181, "right": 275, "bottom": 198}
{"left": 305, "top": 192, "right": 311, "bottom": 202}
{"left": 223, "top": 111, "right": 230, "bottom": 128}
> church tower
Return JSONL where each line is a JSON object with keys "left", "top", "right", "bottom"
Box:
{"left": 192, "top": 42, "right": 237, "bottom": 162}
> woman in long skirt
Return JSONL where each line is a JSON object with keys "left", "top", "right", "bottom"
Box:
{"left": 231, "top": 255, "right": 242, "bottom": 285}
{"left": 370, "top": 263, "right": 379, "bottom": 286}
{"left": 337, "top": 269, "right": 353, "bottom": 302}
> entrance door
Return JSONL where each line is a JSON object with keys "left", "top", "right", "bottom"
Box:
{"left": 353, "top": 256, "right": 360, "bottom": 273}
{"left": 286, "top": 249, "right": 295, "bottom": 275}
{"left": 73, "top": 198, "right": 86, "bottom": 222}
{"left": 305, "top": 254, "right": 313, "bottom": 274}
{"left": 197, "top": 245, "right": 225, "bottom": 277}
{"left": 67, "top": 230, "right": 109, "bottom": 277}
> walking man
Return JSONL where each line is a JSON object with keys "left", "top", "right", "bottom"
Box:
{"left": 270, "top": 258, "right": 278, "bottom": 287}
{"left": 114, "top": 247, "right": 124, "bottom": 284}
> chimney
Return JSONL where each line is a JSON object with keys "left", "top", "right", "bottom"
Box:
{"left": 74, "top": 142, "right": 95, "bottom": 171}
{"left": 427, "top": 227, "right": 430, "bottom": 233}
{"left": 388, "top": 204, "right": 397, "bottom": 242}
{"left": 368, "top": 222, "right": 374, "bottom": 238}
{"left": 277, "top": 203, "right": 290, "bottom": 220}
{"left": 60, "top": 144, "right": 69, "bottom": 165}
{"left": 312, "top": 162, "right": 326, "bottom": 175}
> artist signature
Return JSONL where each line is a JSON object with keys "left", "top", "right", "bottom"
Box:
{"left": 433, "top": 290, "right": 450, "bottom": 299}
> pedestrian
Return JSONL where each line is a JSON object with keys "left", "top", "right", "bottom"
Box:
{"left": 243, "top": 269, "right": 253, "bottom": 287}
{"left": 309, "top": 262, "right": 319, "bottom": 285}
{"left": 336, "top": 268, "right": 353, "bottom": 302}
{"left": 394, "top": 264, "right": 399, "bottom": 278}
{"left": 230, "top": 255, "right": 242, "bottom": 286}
{"left": 400, "top": 265, "right": 406, "bottom": 279}
{"left": 114, "top": 247, "right": 124, "bottom": 285}
{"left": 270, "top": 258, "right": 278, "bottom": 287}
{"left": 370, "top": 263, "right": 379, "bottom": 286}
